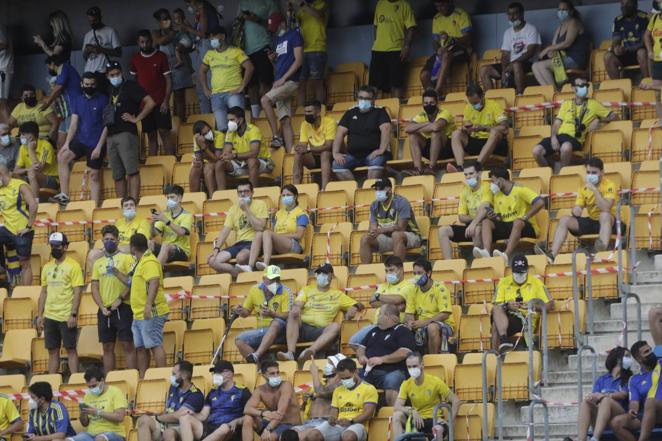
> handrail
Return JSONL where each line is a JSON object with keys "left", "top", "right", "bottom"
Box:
{"left": 433, "top": 402, "right": 454, "bottom": 441}
{"left": 617, "top": 200, "right": 639, "bottom": 348}
{"left": 572, "top": 249, "right": 591, "bottom": 345}
{"left": 527, "top": 298, "right": 548, "bottom": 387}
{"left": 482, "top": 349, "right": 503, "bottom": 441}
{"left": 527, "top": 399, "right": 550, "bottom": 441}
{"left": 576, "top": 344, "right": 597, "bottom": 406}
{"left": 625, "top": 293, "right": 643, "bottom": 344}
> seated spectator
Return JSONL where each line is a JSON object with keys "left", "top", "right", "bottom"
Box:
{"left": 177, "top": 360, "right": 252, "bottom": 441}
{"left": 190, "top": 120, "right": 226, "bottom": 196}
{"left": 448, "top": 83, "right": 509, "bottom": 172}
{"left": 208, "top": 182, "right": 268, "bottom": 278}
{"left": 27, "top": 381, "right": 76, "bottom": 439}
{"left": 293, "top": 100, "right": 335, "bottom": 189}
{"left": 296, "top": 358, "right": 377, "bottom": 441}
{"left": 392, "top": 353, "right": 461, "bottom": 440}
{"left": 644, "top": 2, "right": 662, "bottom": 125}
{"left": 605, "top": 0, "right": 649, "bottom": 79}
{"left": 474, "top": 167, "right": 545, "bottom": 264}
{"left": 277, "top": 263, "right": 362, "bottom": 364}
{"left": 356, "top": 304, "right": 416, "bottom": 406}
{"left": 233, "top": 265, "right": 293, "bottom": 364}
{"left": 136, "top": 361, "right": 204, "bottom": 441}
{"left": 405, "top": 259, "right": 454, "bottom": 354}
{"left": 437, "top": 161, "right": 492, "bottom": 259}
{"left": 151, "top": 185, "right": 194, "bottom": 265}
{"left": 70, "top": 366, "right": 128, "bottom": 441}
{"left": 14, "top": 121, "right": 59, "bottom": 197}
{"left": 479, "top": 2, "right": 541, "bottom": 95}
{"left": 0, "top": 391, "right": 21, "bottom": 438}
{"left": 359, "top": 178, "right": 421, "bottom": 264}
{"left": 295, "top": 0, "right": 329, "bottom": 104}
{"left": 536, "top": 157, "right": 621, "bottom": 263}
{"left": 405, "top": 89, "right": 455, "bottom": 175}
{"left": 576, "top": 347, "right": 631, "bottom": 441}
{"left": 242, "top": 360, "right": 302, "bottom": 441}
{"left": 421, "top": 0, "right": 472, "bottom": 97}
{"left": 491, "top": 254, "right": 553, "bottom": 352}
{"left": 332, "top": 86, "right": 391, "bottom": 181}
{"left": 42, "top": 53, "right": 82, "bottom": 138}
{"left": 0, "top": 123, "right": 20, "bottom": 169}
{"left": 8, "top": 84, "right": 59, "bottom": 145}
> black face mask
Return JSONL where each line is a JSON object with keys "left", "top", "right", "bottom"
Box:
{"left": 140, "top": 47, "right": 153, "bottom": 54}
{"left": 51, "top": 248, "right": 64, "bottom": 260}
{"left": 304, "top": 114, "right": 317, "bottom": 124}
{"left": 423, "top": 104, "right": 438, "bottom": 115}
{"left": 48, "top": 69, "right": 58, "bottom": 77}
{"left": 23, "top": 97, "right": 37, "bottom": 107}
{"left": 644, "top": 352, "right": 658, "bottom": 369}
{"left": 91, "top": 21, "right": 104, "bottom": 30}
{"left": 82, "top": 87, "right": 96, "bottom": 96}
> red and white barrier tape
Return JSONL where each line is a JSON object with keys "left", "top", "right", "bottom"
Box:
{"left": 7, "top": 389, "right": 86, "bottom": 402}
{"left": 326, "top": 223, "right": 338, "bottom": 264}
{"left": 164, "top": 290, "right": 247, "bottom": 302}
{"left": 505, "top": 100, "right": 656, "bottom": 113}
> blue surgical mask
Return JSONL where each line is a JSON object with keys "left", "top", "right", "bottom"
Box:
{"left": 472, "top": 101, "right": 484, "bottom": 111}
{"left": 557, "top": 10, "right": 569, "bottom": 21}
{"left": 466, "top": 177, "right": 478, "bottom": 188}
{"left": 316, "top": 273, "right": 330, "bottom": 288}
{"left": 386, "top": 273, "right": 399, "bottom": 284}
{"left": 268, "top": 376, "right": 282, "bottom": 388}
{"left": 19, "top": 137, "right": 27, "bottom": 146}
{"left": 123, "top": 209, "right": 136, "bottom": 220}
{"left": 167, "top": 199, "right": 178, "bottom": 210}
{"left": 103, "top": 240, "right": 118, "bottom": 254}
{"left": 358, "top": 99, "right": 372, "bottom": 112}
{"left": 341, "top": 378, "right": 356, "bottom": 389}
{"left": 622, "top": 356, "right": 633, "bottom": 370}
{"left": 0, "top": 135, "right": 10, "bottom": 146}
{"left": 375, "top": 190, "right": 388, "bottom": 202}
{"left": 586, "top": 174, "right": 599, "bottom": 185}
{"left": 210, "top": 38, "right": 221, "bottom": 49}
{"left": 415, "top": 274, "right": 428, "bottom": 287}
{"left": 281, "top": 195, "right": 295, "bottom": 207}
{"left": 490, "top": 182, "right": 501, "bottom": 195}
{"left": 509, "top": 19, "right": 522, "bottom": 28}
{"left": 90, "top": 385, "right": 103, "bottom": 396}
{"left": 170, "top": 375, "right": 180, "bottom": 388}
{"left": 575, "top": 86, "right": 588, "bottom": 98}
{"left": 109, "top": 76, "right": 123, "bottom": 87}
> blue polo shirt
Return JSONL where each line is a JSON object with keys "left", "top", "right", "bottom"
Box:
{"left": 55, "top": 63, "right": 82, "bottom": 106}
{"left": 70, "top": 92, "right": 109, "bottom": 149}
{"left": 165, "top": 383, "right": 205, "bottom": 414}
{"left": 28, "top": 401, "right": 76, "bottom": 437}
{"left": 205, "top": 384, "right": 251, "bottom": 427}
{"left": 274, "top": 29, "right": 303, "bottom": 82}
{"left": 593, "top": 372, "right": 629, "bottom": 409}
{"left": 629, "top": 370, "right": 652, "bottom": 412}
{"left": 612, "top": 11, "right": 649, "bottom": 50}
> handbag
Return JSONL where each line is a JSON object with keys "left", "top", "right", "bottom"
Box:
{"left": 551, "top": 50, "right": 569, "bottom": 88}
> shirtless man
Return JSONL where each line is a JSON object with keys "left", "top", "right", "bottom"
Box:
{"left": 242, "top": 360, "right": 302, "bottom": 441}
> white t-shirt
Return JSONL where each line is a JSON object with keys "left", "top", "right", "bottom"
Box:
{"left": 82, "top": 25, "right": 121, "bottom": 73}
{"left": 0, "top": 26, "right": 14, "bottom": 74}
{"left": 501, "top": 22, "right": 541, "bottom": 62}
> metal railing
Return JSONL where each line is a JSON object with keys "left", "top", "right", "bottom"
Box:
{"left": 482, "top": 349, "right": 503, "bottom": 441}
{"left": 433, "top": 402, "right": 454, "bottom": 441}
{"left": 527, "top": 399, "right": 550, "bottom": 441}
{"left": 576, "top": 344, "right": 597, "bottom": 407}
{"left": 527, "top": 299, "right": 548, "bottom": 387}
{"left": 572, "top": 248, "right": 591, "bottom": 342}
{"left": 616, "top": 199, "right": 642, "bottom": 349}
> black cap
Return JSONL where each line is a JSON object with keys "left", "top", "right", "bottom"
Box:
{"left": 87, "top": 6, "right": 101, "bottom": 16}
{"left": 105, "top": 61, "right": 122, "bottom": 72}
{"left": 511, "top": 254, "right": 528, "bottom": 273}
{"left": 371, "top": 178, "right": 392, "bottom": 190}
{"left": 210, "top": 360, "right": 234, "bottom": 373}
{"left": 314, "top": 263, "right": 334, "bottom": 274}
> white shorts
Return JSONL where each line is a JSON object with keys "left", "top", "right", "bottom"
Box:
{"left": 376, "top": 232, "right": 421, "bottom": 253}
{"left": 312, "top": 421, "right": 367, "bottom": 441}
{"left": 229, "top": 158, "right": 274, "bottom": 176}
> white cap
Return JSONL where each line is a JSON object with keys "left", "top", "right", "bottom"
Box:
{"left": 326, "top": 353, "right": 347, "bottom": 368}
{"left": 48, "top": 232, "right": 66, "bottom": 244}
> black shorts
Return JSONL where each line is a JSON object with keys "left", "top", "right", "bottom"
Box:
{"left": 465, "top": 137, "right": 508, "bottom": 157}
{"left": 223, "top": 240, "right": 252, "bottom": 258}
{"left": 69, "top": 139, "right": 106, "bottom": 170}
{"left": 153, "top": 243, "right": 189, "bottom": 262}
{"left": 653, "top": 61, "right": 662, "bottom": 81}
{"left": 570, "top": 216, "right": 626, "bottom": 236}
{"left": 141, "top": 106, "right": 173, "bottom": 133}
{"left": 616, "top": 50, "right": 640, "bottom": 67}
{"left": 97, "top": 303, "right": 134, "bottom": 343}
{"left": 418, "top": 137, "right": 453, "bottom": 160}
{"left": 450, "top": 224, "right": 469, "bottom": 242}
{"left": 505, "top": 309, "right": 525, "bottom": 336}
{"left": 249, "top": 47, "right": 275, "bottom": 86}
{"left": 0, "top": 227, "right": 33, "bottom": 259}
{"left": 44, "top": 318, "right": 78, "bottom": 350}
{"left": 538, "top": 134, "right": 582, "bottom": 156}
{"left": 369, "top": 51, "right": 405, "bottom": 91}
{"left": 492, "top": 219, "right": 536, "bottom": 241}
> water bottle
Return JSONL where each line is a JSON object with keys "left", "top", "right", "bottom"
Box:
{"left": 106, "top": 255, "right": 114, "bottom": 276}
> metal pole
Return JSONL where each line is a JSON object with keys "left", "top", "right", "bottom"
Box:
{"left": 626, "top": 293, "right": 643, "bottom": 342}
{"left": 572, "top": 249, "right": 589, "bottom": 348}
{"left": 527, "top": 299, "right": 548, "bottom": 388}
{"left": 616, "top": 199, "right": 628, "bottom": 349}
{"left": 629, "top": 204, "right": 637, "bottom": 285}
{"left": 482, "top": 349, "right": 500, "bottom": 441}
{"left": 585, "top": 254, "right": 593, "bottom": 335}
{"left": 576, "top": 344, "right": 597, "bottom": 406}
{"left": 527, "top": 400, "right": 550, "bottom": 441}
{"left": 433, "top": 403, "right": 453, "bottom": 441}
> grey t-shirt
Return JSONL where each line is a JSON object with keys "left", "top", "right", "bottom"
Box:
{"left": 369, "top": 193, "right": 420, "bottom": 235}
{"left": 82, "top": 25, "right": 121, "bottom": 73}
{"left": 0, "top": 142, "right": 20, "bottom": 171}
{"left": 239, "top": 0, "right": 278, "bottom": 55}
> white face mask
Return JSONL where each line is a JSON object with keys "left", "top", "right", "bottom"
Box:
{"left": 267, "top": 282, "right": 280, "bottom": 294}
{"left": 212, "top": 374, "right": 224, "bottom": 387}
{"left": 227, "top": 120, "right": 239, "bottom": 132}
{"left": 0, "top": 135, "right": 10, "bottom": 146}
{"left": 490, "top": 182, "right": 501, "bottom": 195}
{"left": 268, "top": 376, "right": 282, "bottom": 387}
{"left": 622, "top": 356, "right": 633, "bottom": 370}
{"left": 204, "top": 130, "right": 214, "bottom": 141}
{"left": 408, "top": 367, "right": 422, "bottom": 379}
{"left": 513, "top": 272, "right": 528, "bottom": 285}
{"left": 341, "top": 378, "right": 356, "bottom": 389}
{"left": 238, "top": 196, "right": 251, "bottom": 205}
{"left": 316, "top": 273, "right": 330, "bottom": 288}
{"left": 28, "top": 398, "right": 38, "bottom": 410}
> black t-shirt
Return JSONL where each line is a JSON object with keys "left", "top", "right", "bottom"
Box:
{"left": 361, "top": 324, "right": 416, "bottom": 372}
{"left": 106, "top": 79, "right": 147, "bottom": 136}
{"left": 338, "top": 106, "right": 391, "bottom": 158}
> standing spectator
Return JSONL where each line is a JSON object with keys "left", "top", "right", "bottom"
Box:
{"left": 105, "top": 61, "right": 156, "bottom": 200}
{"left": 72, "top": 366, "right": 129, "bottom": 441}
{"left": 605, "top": 0, "right": 649, "bottom": 79}
{"left": 422, "top": 0, "right": 472, "bottom": 97}
{"left": 644, "top": 1, "right": 662, "bottom": 123}
{"left": 0, "top": 24, "right": 14, "bottom": 122}
{"left": 0, "top": 393, "right": 21, "bottom": 439}
{"left": 52, "top": 72, "right": 108, "bottom": 207}
{"left": 130, "top": 30, "right": 174, "bottom": 156}
{"left": 369, "top": 0, "right": 416, "bottom": 99}
{"left": 0, "top": 124, "right": 19, "bottom": 169}
{"left": 293, "top": 100, "right": 335, "bottom": 189}
{"left": 332, "top": 86, "right": 392, "bottom": 181}
{"left": 261, "top": 12, "right": 303, "bottom": 151}
{"left": 82, "top": 6, "right": 121, "bottom": 78}
{"left": 200, "top": 26, "right": 254, "bottom": 131}
{"left": 360, "top": 178, "right": 421, "bottom": 264}
{"left": 15, "top": 122, "right": 59, "bottom": 201}
{"left": 91, "top": 225, "right": 137, "bottom": 373}
{"left": 36, "top": 232, "right": 83, "bottom": 374}
{"left": 33, "top": 10, "right": 73, "bottom": 61}
{"left": 151, "top": 184, "right": 194, "bottom": 265}
{"left": 26, "top": 381, "right": 76, "bottom": 439}
{"left": 190, "top": 120, "right": 226, "bottom": 196}
{"left": 296, "top": 0, "right": 329, "bottom": 104}
{"left": 8, "top": 84, "right": 59, "bottom": 143}
{"left": 479, "top": 2, "right": 541, "bottom": 95}
{"left": 42, "top": 54, "right": 82, "bottom": 139}
{"left": 128, "top": 233, "right": 169, "bottom": 378}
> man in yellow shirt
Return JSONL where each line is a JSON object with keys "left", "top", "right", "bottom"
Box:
{"left": 8, "top": 84, "right": 59, "bottom": 143}
{"left": 405, "top": 89, "right": 455, "bottom": 175}
{"left": 448, "top": 84, "right": 509, "bottom": 172}
{"left": 369, "top": 0, "right": 416, "bottom": 99}
{"left": 643, "top": 8, "right": 662, "bottom": 123}
{"left": 14, "top": 121, "right": 59, "bottom": 197}
{"left": 293, "top": 100, "right": 335, "bottom": 189}
{"left": 0, "top": 394, "right": 22, "bottom": 439}
{"left": 277, "top": 264, "right": 362, "bottom": 364}
{"left": 91, "top": 225, "right": 137, "bottom": 373}
{"left": 36, "top": 232, "right": 84, "bottom": 374}
{"left": 208, "top": 182, "right": 269, "bottom": 278}
{"left": 392, "top": 353, "right": 461, "bottom": 440}
{"left": 151, "top": 185, "right": 194, "bottom": 265}
{"left": 295, "top": 0, "right": 329, "bottom": 104}
{"left": 532, "top": 77, "right": 615, "bottom": 169}
{"left": 234, "top": 265, "right": 293, "bottom": 364}
{"left": 190, "top": 120, "right": 226, "bottom": 196}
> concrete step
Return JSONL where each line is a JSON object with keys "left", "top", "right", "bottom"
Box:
{"left": 546, "top": 369, "right": 596, "bottom": 385}
{"left": 610, "top": 301, "right": 662, "bottom": 320}
{"left": 586, "top": 330, "right": 652, "bottom": 353}
{"left": 626, "top": 283, "right": 662, "bottom": 303}
{"left": 501, "top": 422, "right": 575, "bottom": 438}
{"left": 520, "top": 403, "right": 579, "bottom": 424}
{"left": 592, "top": 319, "right": 650, "bottom": 333}
{"left": 535, "top": 385, "right": 590, "bottom": 404}
{"left": 568, "top": 352, "right": 608, "bottom": 370}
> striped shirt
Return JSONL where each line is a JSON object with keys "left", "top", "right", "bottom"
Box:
{"left": 28, "top": 401, "right": 76, "bottom": 437}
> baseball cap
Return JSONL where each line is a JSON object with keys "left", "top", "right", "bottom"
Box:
{"left": 371, "top": 178, "right": 392, "bottom": 190}
{"left": 209, "top": 360, "right": 234, "bottom": 373}
{"left": 511, "top": 254, "right": 529, "bottom": 273}
{"left": 326, "top": 353, "right": 347, "bottom": 368}
{"left": 264, "top": 265, "right": 281, "bottom": 280}
{"left": 267, "top": 12, "right": 284, "bottom": 33}
{"left": 48, "top": 232, "right": 68, "bottom": 246}
{"left": 105, "top": 61, "right": 122, "bottom": 72}
{"left": 314, "top": 263, "right": 334, "bottom": 274}
{"left": 87, "top": 6, "right": 101, "bottom": 16}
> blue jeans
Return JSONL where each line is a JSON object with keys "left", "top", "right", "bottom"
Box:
{"left": 348, "top": 325, "right": 376, "bottom": 346}
{"left": 236, "top": 319, "right": 287, "bottom": 349}
{"left": 131, "top": 314, "right": 168, "bottom": 349}
{"left": 211, "top": 92, "right": 245, "bottom": 131}
{"left": 67, "top": 432, "right": 125, "bottom": 441}
{"left": 332, "top": 153, "right": 386, "bottom": 173}
{"left": 362, "top": 368, "right": 407, "bottom": 391}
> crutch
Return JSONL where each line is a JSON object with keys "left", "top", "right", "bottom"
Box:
{"left": 211, "top": 311, "right": 238, "bottom": 364}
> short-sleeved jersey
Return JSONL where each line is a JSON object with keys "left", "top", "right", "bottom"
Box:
{"left": 116, "top": 216, "right": 151, "bottom": 246}
{"left": 16, "top": 138, "right": 58, "bottom": 177}
{"left": 398, "top": 374, "right": 451, "bottom": 419}
{"left": 556, "top": 99, "right": 612, "bottom": 143}
{"left": 274, "top": 29, "right": 304, "bottom": 82}
{"left": 332, "top": 381, "right": 379, "bottom": 422}
{"left": 458, "top": 181, "right": 492, "bottom": 218}
{"left": 432, "top": 8, "right": 472, "bottom": 40}
{"left": 224, "top": 200, "right": 269, "bottom": 243}
{"left": 297, "top": 0, "right": 328, "bottom": 52}
{"left": 593, "top": 373, "right": 629, "bottom": 409}
{"left": 203, "top": 47, "right": 249, "bottom": 94}
{"left": 10, "top": 103, "right": 54, "bottom": 138}
{"left": 41, "top": 257, "right": 84, "bottom": 322}
{"left": 462, "top": 99, "right": 508, "bottom": 139}
{"left": 300, "top": 116, "right": 336, "bottom": 148}
{"left": 273, "top": 206, "right": 309, "bottom": 239}
{"left": 494, "top": 274, "right": 550, "bottom": 318}
{"left": 647, "top": 13, "right": 662, "bottom": 61}
{"left": 225, "top": 123, "right": 270, "bottom": 160}
{"left": 612, "top": 11, "right": 648, "bottom": 49}
{"left": 339, "top": 106, "right": 391, "bottom": 158}
{"left": 361, "top": 324, "right": 417, "bottom": 372}
{"left": 82, "top": 385, "right": 127, "bottom": 436}
{"left": 375, "top": 279, "right": 417, "bottom": 323}
{"left": 193, "top": 130, "right": 225, "bottom": 157}
{"left": 647, "top": 361, "right": 662, "bottom": 400}
{"left": 369, "top": 194, "right": 420, "bottom": 236}
{"left": 166, "top": 383, "right": 205, "bottom": 414}
{"left": 629, "top": 370, "right": 652, "bottom": 410}
{"left": 92, "top": 252, "right": 135, "bottom": 307}
{"left": 28, "top": 400, "right": 75, "bottom": 437}
{"left": 576, "top": 177, "right": 618, "bottom": 220}
{"left": 0, "top": 178, "right": 30, "bottom": 234}
{"left": 243, "top": 283, "right": 294, "bottom": 328}
{"left": 372, "top": 0, "right": 417, "bottom": 52}
{"left": 129, "top": 50, "right": 170, "bottom": 105}
{"left": 0, "top": 395, "right": 20, "bottom": 432}
{"left": 205, "top": 384, "right": 252, "bottom": 426}
{"left": 296, "top": 285, "right": 357, "bottom": 328}
{"left": 411, "top": 108, "right": 455, "bottom": 139}
{"left": 154, "top": 209, "right": 194, "bottom": 258}
{"left": 489, "top": 184, "right": 542, "bottom": 235}
{"left": 405, "top": 281, "right": 454, "bottom": 330}
{"left": 130, "top": 250, "right": 169, "bottom": 320}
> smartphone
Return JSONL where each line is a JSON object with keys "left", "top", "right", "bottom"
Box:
{"left": 515, "top": 295, "right": 523, "bottom": 303}
{"left": 150, "top": 208, "right": 158, "bottom": 215}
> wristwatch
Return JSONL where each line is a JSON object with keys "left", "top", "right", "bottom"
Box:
{"left": 166, "top": 220, "right": 172, "bottom": 226}
{"left": 374, "top": 293, "right": 381, "bottom": 301}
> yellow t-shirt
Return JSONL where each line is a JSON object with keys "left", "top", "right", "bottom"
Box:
{"left": 193, "top": 130, "right": 225, "bottom": 156}
{"left": 411, "top": 108, "right": 455, "bottom": 139}
{"left": 16, "top": 138, "right": 58, "bottom": 177}
{"left": 10, "top": 103, "right": 55, "bottom": 138}
{"left": 372, "top": 0, "right": 417, "bottom": 52}
{"left": 154, "top": 209, "right": 195, "bottom": 258}
{"left": 432, "top": 8, "right": 472, "bottom": 40}
{"left": 41, "top": 256, "right": 84, "bottom": 322}
{"left": 462, "top": 99, "right": 509, "bottom": 139}
{"left": 130, "top": 251, "right": 169, "bottom": 320}
{"left": 0, "top": 178, "right": 31, "bottom": 234}
{"left": 488, "top": 184, "right": 541, "bottom": 235}
{"left": 494, "top": 275, "right": 550, "bottom": 319}
{"left": 375, "top": 279, "right": 417, "bottom": 324}
{"left": 647, "top": 13, "right": 662, "bottom": 61}
{"left": 116, "top": 217, "right": 151, "bottom": 246}
{"left": 296, "top": 285, "right": 357, "bottom": 328}
{"left": 225, "top": 123, "right": 271, "bottom": 160}
{"left": 405, "top": 281, "right": 454, "bottom": 330}
{"left": 243, "top": 283, "right": 293, "bottom": 328}
{"left": 397, "top": 374, "right": 451, "bottom": 419}
{"left": 91, "top": 252, "right": 135, "bottom": 307}
{"left": 297, "top": 0, "right": 328, "bottom": 52}
{"left": 224, "top": 200, "right": 269, "bottom": 243}
{"left": 0, "top": 395, "right": 20, "bottom": 432}
{"left": 556, "top": 99, "right": 612, "bottom": 143}
{"left": 576, "top": 177, "right": 618, "bottom": 220}
{"left": 273, "top": 206, "right": 309, "bottom": 247}
{"left": 203, "top": 46, "right": 249, "bottom": 94}
{"left": 82, "top": 385, "right": 128, "bottom": 436}
{"left": 332, "top": 381, "right": 379, "bottom": 422}
{"left": 299, "top": 116, "right": 337, "bottom": 148}
{"left": 458, "top": 181, "right": 492, "bottom": 218}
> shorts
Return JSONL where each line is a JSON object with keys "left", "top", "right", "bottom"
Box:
{"left": 258, "top": 420, "right": 292, "bottom": 436}
{"left": 211, "top": 92, "right": 245, "bottom": 131}
{"left": 0, "top": 226, "right": 33, "bottom": 259}
{"left": 652, "top": 61, "right": 662, "bottom": 81}
{"left": 449, "top": 224, "right": 470, "bottom": 242}
{"left": 293, "top": 418, "right": 328, "bottom": 431}
{"left": 223, "top": 240, "right": 252, "bottom": 258}
{"left": 107, "top": 132, "right": 140, "bottom": 180}
{"left": 491, "top": 220, "right": 537, "bottom": 241}
{"left": 308, "top": 421, "right": 367, "bottom": 441}
{"left": 363, "top": 368, "right": 407, "bottom": 391}
{"left": 465, "top": 137, "right": 508, "bottom": 157}
{"left": 97, "top": 303, "right": 134, "bottom": 343}
{"left": 487, "top": 61, "right": 533, "bottom": 74}
{"left": 538, "top": 134, "right": 582, "bottom": 156}
{"left": 369, "top": 51, "right": 405, "bottom": 91}
{"left": 59, "top": 115, "right": 72, "bottom": 133}
{"left": 44, "top": 176, "right": 60, "bottom": 189}
{"left": 67, "top": 432, "right": 125, "bottom": 441}
{"left": 502, "top": 307, "right": 525, "bottom": 336}
{"left": 376, "top": 232, "right": 422, "bottom": 252}
{"left": 301, "top": 52, "right": 328, "bottom": 80}
{"left": 44, "top": 318, "right": 78, "bottom": 350}
{"left": 299, "top": 323, "right": 325, "bottom": 342}
{"left": 236, "top": 320, "right": 287, "bottom": 348}
{"left": 417, "top": 321, "right": 454, "bottom": 343}
{"left": 249, "top": 47, "right": 275, "bottom": 86}
{"left": 0, "top": 70, "right": 11, "bottom": 99}
{"left": 417, "top": 137, "right": 453, "bottom": 160}
{"left": 69, "top": 139, "right": 106, "bottom": 170}
{"left": 153, "top": 243, "right": 190, "bottom": 262}
{"left": 131, "top": 314, "right": 168, "bottom": 349}
{"left": 332, "top": 153, "right": 386, "bottom": 173}
{"left": 228, "top": 158, "right": 274, "bottom": 177}
{"left": 265, "top": 81, "right": 299, "bottom": 120}
{"left": 615, "top": 50, "right": 640, "bottom": 67}
{"left": 290, "top": 238, "right": 303, "bottom": 253}
{"left": 563, "top": 55, "right": 582, "bottom": 70}
{"left": 570, "top": 216, "right": 625, "bottom": 236}
{"left": 349, "top": 325, "right": 376, "bottom": 346}
{"left": 141, "top": 106, "right": 173, "bottom": 133}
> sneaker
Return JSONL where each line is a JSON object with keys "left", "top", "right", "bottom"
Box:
{"left": 255, "top": 261, "right": 267, "bottom": 271}
{"left": 277, "top": 351, "right": 295, "bottom": 361}
{"left": 446, "top": 163, "right": 459, "bottom": 173}
{"left": 297, "top": 348, "right": 315, "bottom": 365}
{"left": 473, "top": 247, "right": 490, "bottom": 258}
{"left": 270, "top": 136, "right": 284, "bottom": 148}
{"left": 235, "top": 264, "right": 252, "bottom": 273}
{"left": 49, "top": 193, "right": 70, "bottom": 204}
{"left": 246, "top": 353, "right": 259, "bottom": 364}
{"left": 534, "top": 243, "right": 554, "bottom": 264}
{"left": 493, "top": 249, "right": 508, "bottom": 264}
{"left": 498, "top": 336, "right": 513, "bottom": 353}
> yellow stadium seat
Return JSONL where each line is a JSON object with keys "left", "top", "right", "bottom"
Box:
{"left": 590, "top": 49, "right": 608, "bottom": 82}
{"left": 458, "top": 304, "right": 492, "bottom": 352}
{"left": 191, "top": 317, "right": 225, "bottom": 349}
{"left": 546, "top": 299, "right": 584, "bottom": 349}
{"left": 544, "top": 262, "right": 580, "bottom": 301}
{"left": 146, "top": 155, "right": 177, "bottom": 184}
{"left": 433, "top": 258, "right": 466, "bottom": 276}
{"left": 404, "top": 65, "right": 424, "bottom": 98}
{"left": 0, "top": 329, "right": 37, "bottom": 369}
{"left": 593, "top": 89, "right": 625, "bottom": 120}
{"left": 33, "top": 203, "right": 58, "bottom": 245}
{"left": 335, "top": 62, "right": 367, "bottom": 85}
{"left": 311, "top": 222, "right": 351, "bottom": 268}
{"left": 501, "top": 351, "right": 536, "bottom": 400}
{"left": 352, "top": 188, "right": 377, "bottom": 224}
{"left": 106, "top": 369, "right": 140, "bottom": 402}
{"left": 144, "top": 367, "right": 171, "bottom": 381}
{"left": 77, "top": 325, "right": 103, "bottom": 362}
{"left": 163, "top": 320, "right": 187, "bottom": 360}
{"left": 56, "top": 204, "right": 93, "bottom": 243}
{"left": 172, "top": 162, "right": 192, "bottom": 192}
{"left": 631, "top": 85, "right": 657, "bottom": 122}
{"left": 600, "top": 78, "right": 632, "bottom": 102}
{"left": 632, "top": 169, "right": 659, "bottom": 206}
{"left": 515, "top": 167, "right": 552, "bottom": 195}
{"left": 271, "top": 225, "right": 313, "bottom": 267}
{"left": 30, "top": 337, "right": 50, "bottom": 374}
{"left": 431, "top": 181, "right": 464, "bottom": 218}
{"left": 455, "top": 353, "right": 496, "bottom": 401}
{"left": 345, "top": 273, "right": 379, "bottom": 306}
{"left": 195, "top": 241, "right": 216, "bottom": 277}
{"left": 139, "top": 164, "right": 166, "bottom": 196}
{"left": 396, "top": 177, "right": 432, "bottom": 217}
{"left": 398, "top": 103, "right": 424, "bottom": 140}
{"left": 202, "top": 198, "right": 234, "bottom": 236}
{"left": 183, "top": 328, "right": 215, "bottom": 365}
{"left": 524, "top": 85, "right": 554, "bottom": 101}
{"left": 76, "top": 293, "right": 98, "bottom": 327}
{"left": 514, "top": 95, "right": 546, "bottom": 128}
{"left": 223, "top": 317, "right": 257, "bottom": 363}
{"left": 136, "top": 379, "right": 169, "bottom": 414}
{"left": 631, "top": 127, "right": 662, "bottom": 163}
{"left": 189, "top": 284, "right": 223, "bottom": 320}
{"left": 339, "top": 314, "right": 373, "bottom": 356}
{"left": 439, "top": 100, "right": 466, "bottom": 127}
{"left": 422, "top": 353, "right": 457, "bottom": 386}
{"left": 232, "top": 363, "right": 257, "bottom": 390}
{"left": 91, "top": 207, "right": 121, "bottom": 242}
{"left": 634, "top": 208, "right": 661, "bottom": 250}
{"left": 486, "top": 88, "right": 516, "bottom": 107}
{"left": 164, "top": 276, "right": 193, "bottom": 321}
{"left": 512, "top": 135, "right": 543, "bottom": 171}
{"left": 367, "top": 417, "right": 392, "bottom": 441}
{"left": 316, "top": 182, "right": 356, "bottom": 226}
{"left": 447, "top": 61, "right": 470, "bottom": 94}
{"left": 327, "top": 72, "right": 357, "bottom": 106}
{"left": 549, "top": 173, "right": 583, "bottom": 211}
{"left": 2, "top": 297, "right": 34, "bottom": 331}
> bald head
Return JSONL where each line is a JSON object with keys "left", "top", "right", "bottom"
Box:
{"left": 377, "top": 304, "right": 400, "bottom": 329}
